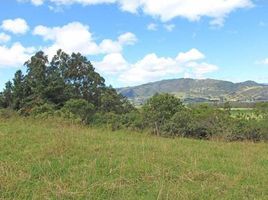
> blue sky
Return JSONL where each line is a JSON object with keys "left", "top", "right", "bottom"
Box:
{"left": 0, "top": 0, "right": 268, "bottom": 90}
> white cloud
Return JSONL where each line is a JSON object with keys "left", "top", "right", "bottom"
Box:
{"left": 259, "top": 58, "right": 268, "bottom": 65}
{"left": 33, "top": 22, "right": 99, "bottom": 57}
{"left": 0, "top": 21, "right": 136, "bottom": 68}
{"left": 264, "top": 59, "right": 268, "bottom": 65}
{"left": 118, "top": 32, "right": 137, "bottom": 45}
{"left": 25, "top": 0, "right": 44, "bottom": 5}
{"left": 23, "top": 0, "right": 253, "bottom": 25}
{"left": 99, "top": 39, "right": 122, "bottom": 54}
{"left": 121, "top": 0, "right": 253, "bottom": 24}
{"left": 94, "top": 53, "right": 128, "bottom": 74}
{"left": 0, "top": 43, "right": 35, "bottom": 67}
{"left": 185, "top": 62, "right": 218, "bottom": 78}
{"left": 1, "top": 18, "right": 29, "bottom": 34}
{"left": 0, "top": 33, "right": 11, "bottom": 43}
{"left": 176, "top": 48, "right": 205, "bottom": 63}
{"left": 94, "top": 49, "right": 219, "bottom": 86}
{"left": 147, "top": 23, "right": 158, "bottom": 31}
{"left": 32, "top": 0, "right": 44, "bottom": 5}
{"left": 164, "top": 24, "right": 175, "bottom": 32}
{"left": 33, "top": 22, "right": 137, "bottom": 58}
{"left": 18, "top": 0, "right": 45, "bottom": 6}
{"left": 119, "top": 53, "right": 180, "bottom": 85}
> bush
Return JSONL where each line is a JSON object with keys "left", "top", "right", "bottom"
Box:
{"left": 92, "top": 112, "right": 122, "bottom": 130}
{"left": 227, "top": 120, "right": 262, "bottom": 142}
{"left": 31, "top": 103, "right": 56, "bottom": 117}
{"left": 61, "top": 99, "right": 95, "bottom": 123}
{"left": 161, "top": 109, "right": 193, "bottom": 137}
{"left": 192, "top": 105, "right": 233, "bottom": 138}
{"left": 120, "top": 111, "right": 145, "bottom": 131}
{"left": 142, "top": 93, "right": 185, "bottom": 135}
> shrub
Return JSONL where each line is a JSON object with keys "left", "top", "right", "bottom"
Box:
{"left": 257, "top": 119, "right": 268, "bottom": 141}
{"left": 120, "top": 111, "right": 145, "bottom": 131}
{"left": 161, "top": 109, "right": 194, "bottom": 137}
{"left": 92, "top": 112, "right": 122, "bottom": 130}
{"left": 227, "top": 120, "right": 262, "bottom": 142}
{"left": 142, "top": 93, "right": 185, "bottom": 135}
{"left": 31, "top": 103, "right": 56, "bottom": 117}
{"left": 61, "top": 99, "right": 95, "bottom": 123}
{"left": 191, "top": 105, "right": 232, "bottom": 138}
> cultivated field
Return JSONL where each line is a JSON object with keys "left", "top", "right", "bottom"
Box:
{"left": 0, "top": 117, "right": 267, "bottom": 199}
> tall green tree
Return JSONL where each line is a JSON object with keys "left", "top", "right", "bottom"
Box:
{"left": 100, "top": 86, "right": 135, "bottom": 114}
{"left": 12, "top": 70, "right": 25, "bottom": 110}
{"left": 142, "top": 93, "right": 185, "bottom": 135}
{"left": 24, "top": 51, "right": 48, "bottom": 103}
{"left": 0, "top": 49, "right": 134, "bottom": 117}
{"left": 65, "top": 52, "right": 105, "bottom": 106}
{"left": 2, "top": 81, "right": 13, "bottom": 108}
{"left": 50, "top": 50, "right": 106, "bottom": 107}
{"left": 44, "top": 50, "right": 67, "bottom": 105}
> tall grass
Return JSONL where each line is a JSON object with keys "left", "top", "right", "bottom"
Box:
{"left": 0, "top": 116, "right": 267, "bottom": 199}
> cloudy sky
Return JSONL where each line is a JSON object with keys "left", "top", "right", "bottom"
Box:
{"left": 0, "top": 0, "right": 268, "bottom": 89}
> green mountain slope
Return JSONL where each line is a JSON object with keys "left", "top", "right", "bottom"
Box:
{"left": 117, "top": 78, "right": 268, "bottom": 104}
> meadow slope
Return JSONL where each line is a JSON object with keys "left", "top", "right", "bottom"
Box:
{"left": 0, "top": 117, "right": 267, "bottom": 199}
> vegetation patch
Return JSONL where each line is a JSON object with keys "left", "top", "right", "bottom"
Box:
{"left": 0, "top": 50, "right": 268, "bottom": 141}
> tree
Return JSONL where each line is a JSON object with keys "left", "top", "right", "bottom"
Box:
{"left": 24, "top": 51, "right": 49, "bottom": 102}
{"left": 12, "top": 70, "right": 25, "bottom": 110}
{"left": 44, "top": 50, "right": 67, "bottom": 105}
{"left": 62, "top": 99, "right": 95, "bottom": 123}
{"left": 164, "top": 109, "right": 194, "bottom": 137}
{"left": 64, "top": 52, "right": 105, "bottom": 106}
{"left": 2, "top": 81, "right": 13, "bottom": 108}
{"left": 100, "top": 86, "right": 135, "bottom": 114}
{"left": 0, "top": 49, "right": 134, "bottom": 119}
{"left": 142, "top": 93, "right": 185, "bottom": 135}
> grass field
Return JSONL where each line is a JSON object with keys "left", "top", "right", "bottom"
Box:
{"left": 0, "top": 116, "right": 267, "bottom": 199}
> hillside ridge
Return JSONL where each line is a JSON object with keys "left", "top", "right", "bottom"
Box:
{"left": 117, "top": 78, "right": 268, "bottom": 104}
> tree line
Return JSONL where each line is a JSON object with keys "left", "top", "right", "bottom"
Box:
{"left": 0, "top": 50, "right": 267, "bottom": 141}
{"left": 0, "top": 50, "right": 134, "bottom": 118}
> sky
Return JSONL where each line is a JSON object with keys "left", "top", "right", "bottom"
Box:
{"left": 0, "top": 0, "right": 268, "bottom": 90}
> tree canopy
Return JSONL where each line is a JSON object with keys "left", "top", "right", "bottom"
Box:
{"left": 0, "top": 49, "right": 134, "bottom": 115}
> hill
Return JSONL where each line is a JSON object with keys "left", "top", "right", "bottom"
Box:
{"left": 117, "top": 78, "right": 268, "bottom": 104}
{"left": 0, "top": 116, "right": 267, "bottom": 199}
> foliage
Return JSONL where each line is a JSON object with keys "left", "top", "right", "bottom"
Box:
{"left": 0, "top": 49, "right": 132, "bottom": 119}
{"left": 31, "top": 103, "right": 56, "bottom": 117}
{"left": 254, "top": 102, "right": 268, "bottom": 118}
{"left": 86, "top": 93, "right": 268, "bottom": 141}
{"left": 61, "top": 99, "right": 95, "bottom": 123}
{"left": 142, "top": 93, "right": 184, "bottom": 135}
{"left": 100, "top": 87, "right": 135, "bottom": 114}
{"left": 227, "top": 120, "right": 263, "bottom": 142}
{"left": 0, "top": 50, "right": 267, "bottom": 142}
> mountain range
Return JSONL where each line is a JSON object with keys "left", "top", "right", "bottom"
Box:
{"left": 117, "top": 78, "right": 268, "bottom": 105}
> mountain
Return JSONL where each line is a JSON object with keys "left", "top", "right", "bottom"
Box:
{"left": 117, "top": 78, "right": 268, "bottom": 104}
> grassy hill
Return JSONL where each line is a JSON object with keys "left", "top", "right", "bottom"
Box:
{"left": 117, "top": 78, "right": 268, "bottom": 105}
{"left": 0, "top": 116, "right": 267, "bottom": 199}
